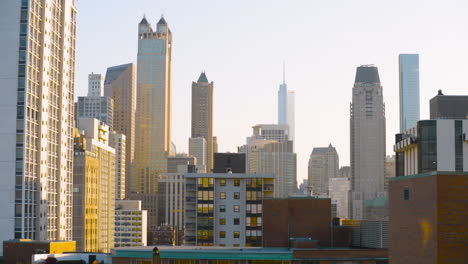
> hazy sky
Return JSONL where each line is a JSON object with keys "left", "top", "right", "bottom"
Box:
{"left": 75, "top": 0, "right": 468, "bottom": 183}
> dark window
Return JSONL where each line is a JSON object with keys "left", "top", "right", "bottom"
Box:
{"left": 234, "top": 192, "right": 240, "bottom": 199}
{"left": 234, "top": 218, "right": 240, "bottom": 225}
{"left": 455, "top": 120, "right": 463, "bottom": 171}
{"left": 219, "top": 205, "right": 225, "bottom": 212}
{"left": 418, "top": 120, "right": 437, "bottom": 173}
{"left": 404, "top": 188, "right": 410, "bottom": 201}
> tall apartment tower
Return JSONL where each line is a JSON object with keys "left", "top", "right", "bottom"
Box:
{"left": 307, "top": 144, "right": 339, "bottom": 197}
{"left": 0, "top": 0, "right": 77, "bottom": 251}
{"left": 88, "top": 73, "right": 104, "bottom": 97}
{"left": 134, "top": 16, "right": 173, "bottom": 193}
{"left": 399, "top": 54, "right": 420, "bottom": 132}
{"left": 191, "top": 72, "right": 214, "bottom": 172}
{"left": 278, "top": 65, "right": 295, "bottom": 144}
{"left": 189, "top": 137, "right": 207, "bottom": 173}
{"left": 350, "top": 65, "right": 386, "bottom": 220}
{"left": 73, "top": 119, "right": 116, "bottom": 253}
{"left": 104, "top": 63, "right": 136, "bottom": 197}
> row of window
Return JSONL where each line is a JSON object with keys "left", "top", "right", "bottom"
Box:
{"left": 219, "top": 192, "right": 240, "bottom": 199}
{"left": 219, "top": 231, "right": 240, "bottom": 238}
{"left": 219, "top": 205, "right": 240, "bottom": 213}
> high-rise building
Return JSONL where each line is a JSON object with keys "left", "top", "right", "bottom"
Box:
{"left": 0, "top": 0, "right": 77, "bottom": 250}
{"left": 384, "top": 155, "right": 395, "bottom": 191}
{"left": 109, "top": 131, "right": 126, "bottom": 200}
{"left": 189, "top": 137, "right": 207, "bottom": 173}
{"left": 74, "top": 118, "right": 116, "bottom": 253}
{"left": 350, "top": 65, "right": 386, "bottom": 220}
{"left": 134, "top": 16, "right": 173, "bottom": 193}
{"left": 307, "top": 144, "right": 339, "bottom": 197}
{"left": 184, "top": 173, "right": 274, "bottom": 246}
{"left": 88, "top": 73, "right": 104, "bottom": 97}
{"left": 104, "top": 63, "right": 136, "bottom": 197}
{"left": 167, "top": 155, "right": 196, "bottom": 174}
{"left": 399, "top": 54, "right": 420, "bottom": 132}
{"left": 77, "top": 96, "right": 114, "bottom": 131}
{"left": 115, "top": 200, "right": 147, "bottom": 247}
{"left": 329, "top": 177, "right": 350, "bottom": 219}
{"left": 429, "top": 90, "right": 468, "bottom": 119}
{"left": 251, "top": 124, "right": 289, "bottom": 142}
{"left": 395, "top": 119, "right": 468, "bottom": 176}
{"left": 191, "top": 72, "right": 214, "bottom": 172}
{"left": 278, "top": 65, "right": 295, "bottom": 143}
{"left": 339, "top": 166, "right": 351, "bottom": 178}
{"left": 213, "top": 136, "right": 218, "bottom": 154}
{"left": 213, "top": 153, "right": 247, "bottom": 173}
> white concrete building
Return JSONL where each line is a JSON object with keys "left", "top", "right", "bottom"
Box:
{"left": 109, "top": 131, "right": 126, "bottom": 200}
{"left": 88, "top": 73, "right": 104, "bottom": 97}
{"left": 350, "top": 65, "right": 386, "bottom": 220}
{"left": 115, "top": 200, "right": 147, "bottom": 247}
{"left": 329, "top": 177, "right": 350, "bottom": 219}
{"left": 308, "top": 144, "right": 339, "bottom": 197}
{"left": 0, "top": 0, "right": 77, "bottom": 252}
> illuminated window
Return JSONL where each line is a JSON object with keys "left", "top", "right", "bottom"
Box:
{"left": 234, "top": 192, "right": 240, "bottom": 199}
{"left": 234, "top": 179, "right": 240, "bottom": 186}
{"left": 219, "top": 231, "right": 226, "bottom": 238}
{"left": 234, "top": 205, "right": 240, "bottom": 212}
{"left": 220, "top": 192, "right": 226, "bottom": 199}
{"left": 220, "top": 218, "right": 226, "bottom": 225}
{"left": 220, "top": 179, "right": 226, "bottom": 186}
{"left": 233, "top": 231, "right": 240, "bottom": 238}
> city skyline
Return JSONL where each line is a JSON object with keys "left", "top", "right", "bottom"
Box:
{"left": 74, "top": 0, "right": 468, "bottom": 182}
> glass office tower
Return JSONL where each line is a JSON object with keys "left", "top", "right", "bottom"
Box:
{"left": 399, "top": 54, "right": 420, "bottom": 132}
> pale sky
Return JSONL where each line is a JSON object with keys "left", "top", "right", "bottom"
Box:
{"left": 75, "top": 0, "right": 468, "bottom": 183}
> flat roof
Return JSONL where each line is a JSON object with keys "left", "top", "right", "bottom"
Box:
{"left": 390, "top": 171, "right": 468, "bottom": 182}
{"left": 185, "top": 173, "right": 274, "bottom": 179}
{"left": 111, "top": 246, "right": 388, "bottom": 261}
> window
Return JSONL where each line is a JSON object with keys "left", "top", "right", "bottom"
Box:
{"left": 233, "top": 231, "right": 240, "bottom": 238}
{"left": 234, "top": 218, "right": 240, "bottom": 225}
{"left": 404, "top": 188, "right": 410, "bottom": 201}
{"left": 219, "top": 205, "right": 226, "bottom": 212}
{"left": 219, "top": 231, "right": 226, "bottom": 238}
{"left": 220, "top": 192, "right": 226, "bottom": 199}
{"left": 234, "top": 179, "right": 240, "bottom": 186}
{"left": 233, "top": 244, "right": 240, "bottom": 247}
{"left": 233, "top": 205, "right": 240, "bottom": 212}
{"left": 220, "top": 218, "right": 226, "bottom": 225}
{"left": 234, "top": 192, "right": 240, "bottom": 199}
{"left": 220, "top": 179, "right": 226, "bottom": 186}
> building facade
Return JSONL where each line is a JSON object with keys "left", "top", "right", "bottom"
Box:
{"left": 191, "top": 72, "right": 214, "bottom": 172}
{"left": 329, "top": 177, "right": 350, "bottom": 219}
{"left": 350, "top": 65, "right": 386, "bottom": 220}
{"left": 115, "top": 200, "right": 148, "bottom": 248}
{"left": 134, "top": 16, "right": 173, "bottom": 193}
{"left": 189, "top": 137, "right": 207, "bottom": 173}
{"left": 384, "top": 155, "right": 395, "bottom": 191}
{"left": 394, "top": 119, "right": 468, "bottom": 176}
{"left": 308, "top": 144, "right": 339, "bottom": 197}
{"left": 185, "top": 173, "right": 274, "bottom": 247}
{"left": 104, "top": 63, "right": 136, "bottom": 197}
{"left": 399, "top": 54, "right": 420, "bottom": 132}
{"left": 75, "top": 118, "right": 115, "bottom": 253}
{"left": 430, "top": 90, "right": 468, "bottom": 119}
{"left": 0, "top": 0, "right": 77, "bottom": 251}
{"left": 76, "top": 96, "right": 114, "bottom": 130}
{"left": 213, "top": 153, "right": 246, "bottom": 174}
{"left": 88, "top": 73, "right": 104, "bottom": 97}
{"left": 109, "top": 131, "right": 126, "bottom": 200}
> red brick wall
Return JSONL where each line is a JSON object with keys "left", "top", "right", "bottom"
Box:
{"left": 263, "top": 198, "right": 332, "bottom": 247}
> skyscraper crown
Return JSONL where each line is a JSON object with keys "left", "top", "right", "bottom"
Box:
{"left": 355, "top": 65, "right": 380, "bottom": 83}
{"left": 198, "top": 72, "right": 209, "bottom": 83}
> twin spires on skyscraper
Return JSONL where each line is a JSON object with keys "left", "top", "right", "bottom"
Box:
{"left": 138, "top": 15, "right": 169, "bottom": 35}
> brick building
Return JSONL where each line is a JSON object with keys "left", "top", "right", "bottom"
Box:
{"left": 389, "top": 171, "right": 468, "bottom": 264}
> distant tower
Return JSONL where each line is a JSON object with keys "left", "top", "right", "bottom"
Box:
{"left": 350, "top": 65, "right": 386, "bottom": 220}
{"left": 308, "top": 144, "right": 339, "bottom": 197}
{"left": 278, "top": 62, "right": 295, "bottom": 144}
{"left": 191, "top": 72, "right": 214, "bottom": 172}
{"left": 399, "top": 54, "right": 420, "bottom": 132}
{"left": 134, "top": 16, "right": 173, "bottom": 193}
{"left": 88, "top": 73, "right": 104, "bottom": 96}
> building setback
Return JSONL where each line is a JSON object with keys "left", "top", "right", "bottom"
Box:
{"left": 185, "top": 173, "right": 274, "bottom": 247}
{"left": 191, "top": 72, "right": 214, "bottom": 172}
{"left": 75, "top": 118, "right": 115, "bottom": 253}
{"left": 350, "top": 65, "right": 386, "bottom": 220}
{"left": 104, "top": 63, "right": 136, "bottom": 197}
{"left": 133, "top": 16, "right": 173, "bottom": 193}
{"left": 399, "top": 54, "right": 420, "bottom": 132}
{"left": 0, "top": 0, "right": 77, "bottom": 252}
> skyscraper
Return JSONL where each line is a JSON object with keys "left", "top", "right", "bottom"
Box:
{"left": 134, "top": 16, "right": 173, "bottom": 193}
{"left": 189, "top": 137, "right": 207, "bottom": 173}
{"left": 350, "top": 65, "right": 386, "bottom": 220}
{"left": 307, "top": 144, "right": 339, "bottom": 197}
{"left": 278, "top": 64, "right": 295, "bottom": 143}
{"left": 0, "top": 0, "right": 77, "bottom": 250}
{"left": 399, "top": 54, "right": 420, "bottom": 132}
{"left": 191, "top": 72, "right": 214, "bottom": 172}
{"left": 104, "top": 63, "right": 136, "bottom": 197}
{"left": 77, "top": 96, "right": 114, "bottom": 130}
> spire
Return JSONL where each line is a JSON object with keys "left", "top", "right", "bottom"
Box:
{"left": 283, "top": 60, "right": 286, "bottom": 84}
{"left": 197, "top": 71, "right": 208, "bottom": 83}
{"left": 139, "top": 15, "right": 148, "bottom": 25}
{"left": 157, "top": 15, "right": 167, "bottom": 25}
